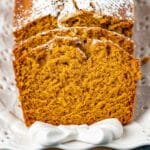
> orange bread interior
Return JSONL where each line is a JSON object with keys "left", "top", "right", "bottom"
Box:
{"left": 13, "top": 37, "right": 141, "bottom": 126}
{"left": 13, "top": 27, "right": 134, "bottom": 59}
{"left": 61, "top": 13, "right": 133, "bottom": 37}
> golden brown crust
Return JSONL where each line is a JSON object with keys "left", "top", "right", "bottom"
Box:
{"left": 13, "top": 37, "right": 141, "bottom": 126}
{"left": 13, "top": 27, "right": 134, "bottom": 59}
{"left": 13, "top": 0, "right": 134, "bottom": 42}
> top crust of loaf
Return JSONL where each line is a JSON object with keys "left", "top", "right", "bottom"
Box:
{"left": 13, "top": 0, "right": 134, "bottom": 31}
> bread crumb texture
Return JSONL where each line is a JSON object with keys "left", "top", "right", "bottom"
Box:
{"left": 14, "top": 27, "right": 134, "bottom": 59}
{"left": 14, "top": 38, "right": 141, "bottom": 126}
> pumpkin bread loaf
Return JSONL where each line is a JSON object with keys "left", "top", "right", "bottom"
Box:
{"left": 13, "top": 27, "right": 134, "bottom": 59}
{"left": 13, "top": 37, "right": 141, "bottom": 126}
{"left": 13, "top": 0, "right": 134, "bottom": 42}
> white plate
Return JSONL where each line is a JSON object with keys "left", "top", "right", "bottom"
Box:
{"left": 0, "top": 0, "right": 150, "bottom": 150}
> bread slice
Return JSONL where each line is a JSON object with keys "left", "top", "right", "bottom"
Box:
{"left": 13, "top": 0, "right": 134, "bottom": 42}
{"left": 60, "top": 11, "right": 134, "bottom": 37}
{"left": 13, "top": 37, "right": 141, "bottom": 126}
{"left": 13, "top": 27, "right": 134, "bottom": 59}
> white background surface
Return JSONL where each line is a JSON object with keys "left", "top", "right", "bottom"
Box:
{"left": 0, "top": 0, "right": 150, "bottom": 149}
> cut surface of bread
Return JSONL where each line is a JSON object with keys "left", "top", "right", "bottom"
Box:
{"left": 13, "top": 37, "right": 141, "bottom": 126}
{"left": 60, "top": 12, "right": 133, "bottom": 37}
{"left": 13, "top": 27, "right": 134, "bottom": 59}
{"left": 13, "top": 0, "right": 134, "bottom": 42}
